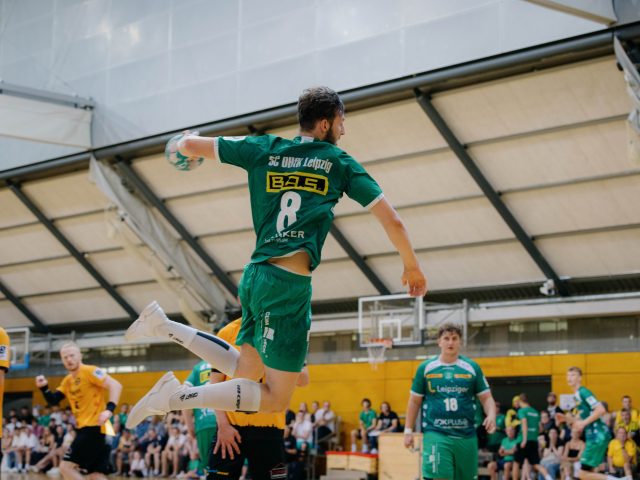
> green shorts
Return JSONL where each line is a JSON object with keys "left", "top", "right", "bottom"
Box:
{"left": 196, "top": 427, "right": 217, "bottom": 472}
{"left": 581, "top": 430, "right": 611, "bottom": 469}
{"left": 423, "top": 430, "right": 478, "bottom": 480}
{"left": 237, "top": 262, "right": 312, "bottom": 373}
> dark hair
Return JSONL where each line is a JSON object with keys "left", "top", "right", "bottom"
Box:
{"left": 362, "top": 398, "right": 371, "bottom": 406}
{"left": 437, "top": 323, "right": 463, "bottom": 339}
{"left": 519, "top": 393, "right": 529, "bottom": 403}
{"left": 297, "top": 86, "right": 344, "bottom": 131}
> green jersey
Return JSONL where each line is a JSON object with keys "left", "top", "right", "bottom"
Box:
{"left": 216, "top": 135, "right": 383, "bottom": 270}
{"left": 411, "top": 354, "right": 491, "bottom": 438}
{"left": 500, "top": 436, "right": 519, "bottom": 462}
{"left": 487, "top": 413, "right": 506, "bottom": 448}
{"left": 575, "top": 386, "right": 609, "bottom": 442}
{"left": 185, "top": 361, "right": 217, "bottom": 432}
{"left": 360, "top": 409, "right": 377, "bottom": 429}
{"left": 516, "top": 406, "right": 540, "bottom": 442}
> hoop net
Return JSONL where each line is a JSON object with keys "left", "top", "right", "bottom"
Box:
{"left": 366, "top": 338, "right": 393, "bottom": 370}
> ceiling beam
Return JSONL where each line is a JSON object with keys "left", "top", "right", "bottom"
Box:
{"left": 7, "top": 181, "right": 138, "bottom": 318}
{"left": 329, "top": 225, "right": 390, "bottom": 295}
{"left": 0, "top": 279, "right": 48, "bottom": 332}
{"left": 116, "top": 159, "right": 238, "bottom": 298}
{"left": 414, "top": 91, "right": 569, "bottom": 296}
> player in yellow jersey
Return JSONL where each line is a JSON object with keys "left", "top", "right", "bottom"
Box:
{"left": 209, "top": 319, "right": 308, "bottom": 480}
{"left": 0, "top": 327, "right": 10, "bottom": 467}
{"left": 35, "top": 342, "right": 122, "bottom": 480}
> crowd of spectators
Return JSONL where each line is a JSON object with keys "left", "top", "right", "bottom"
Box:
{"left": 482, "top": 393, "right": 639, "bottom": 480}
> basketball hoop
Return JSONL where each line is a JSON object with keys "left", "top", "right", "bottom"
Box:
{"left": 366, "top": 338, "right": 393, "bottom": 370}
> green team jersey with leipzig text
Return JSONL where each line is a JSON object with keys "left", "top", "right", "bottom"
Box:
{"left": 216, "top": 135, "right": 383, "bottom": 270}
{"left": 185, "top": 361, "right": 217, "bottom": 432}
{"left": 516, "top": 406, "right": 540, "bottom": 442}
{"left": 411, "top": 354, "right": 491, "bottom": 438}
{"left": 574, "top": 386, "right": 610, "bottom": 442}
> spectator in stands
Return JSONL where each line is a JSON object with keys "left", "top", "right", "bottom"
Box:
{"left": 288, "top": 441, "right": 309, "bottom": 480}
{"left": 130, "top": 450, "right": 147, "bottom": 478}
{"left": 30, "top": 426, "right": 60, "bottom": 473}
{"left": 309, "top": 401, "right": 320, "bottom": 424}
{"left": 486, "top": 400, "right": 506, "bottom": 455}
{"left": 547, "top": 392, "right": 560, "bottom": 419}
{"left": 298, "top": 402, "right": 311, "bottom": 422}
{"left": 161, "top": 425, "right": 185, "bottom": 477}
{"left": 38, "top": 407, "right": 51, "bottom": 428}
{"left": 561, "top": 428, "right": 585, "bottom": 480}
{"left": 115, "top": 428, "right": 135, "bottom": 476}
{"left": 488, "top": 425, "right": 518, "bottom": 480}
{"left": 614, "top": 396, "right": 639, "bottom": 428}
{"left": 539, "top": 427, "right": 563, "bottom": 480}
{"left": 607, "top": 426, "right": 637, "bottom": 478}
{"left": 368, "top": 401, "right": 400, "bottom": 454}
{"left": 285, "top": 408, "right": 296, "bottom": 428}
{"left": 615, "top": 409, "right": 639, "bottom": 443}
{"left": 540, "top": 410, "right": 555, "bottom": 440}
{"left": 118, "top": 403, "right": 129, "bottom": 427}
{"left": 149, "top": 415, "right": 167, "bottom": 441}
{"left": 18, "top": 406, "right": 34, "bottom": 426}
{"left": 292, "top": 411, "right": 314, "bottom": 448}
{"left": 142, "top": 428, "right": 162, "bottom": 476}
{"left": 351, "top": 398, "right": 377, "bottom": 453}
{"left": 314, "top": 401, "right": 336, "bottom": 453}
{"left": 283, "top": 425, "right": 298, "bottom": 464}
{"left": 49, "top": 406, "right": 63, "bottom": 426}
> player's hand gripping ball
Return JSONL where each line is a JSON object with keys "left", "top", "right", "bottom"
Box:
{"left": 165, "top": 133, "right": 204, "bottom": 171}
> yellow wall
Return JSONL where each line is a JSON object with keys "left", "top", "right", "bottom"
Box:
{"left": 6, "top": 351, "right": 639, "bottom": 449}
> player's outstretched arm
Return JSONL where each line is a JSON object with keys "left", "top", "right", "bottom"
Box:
{"left": 98, "top": 375, "right": 123, "bottom": 425}
{"left": 370, "top": 198, "right": 427, "bottom": 297}
{"left": 176, "top": 133, "right": 217, "bottom": 160}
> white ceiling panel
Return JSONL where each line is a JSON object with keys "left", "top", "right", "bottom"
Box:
{"left": 470, "top": 120, "right": 636, "bottom": 191}
{"left": 0, "top": 257, "right": 97, "bottom": 296}
{"left": 22, "top": 170, "right": 110, "bottom": 218}
{"left": 88, "top": 249, "right": 157, "bottom": 285}
{"left": 368, "top": 151, "right": 482, "bottom": 205}
{"left": 537, "top": 229, "right": 640, "bottom": 278}
{"left": 56, "top": 212, "right": 124, "bottom": 252}
{"left": 0, "top": 300, "right": 32, "bottom": 329}
{"left": 134, "top": 153, "right": 247, "bottom": 199}
{"left": 311, "top": 259, "right": 379, "bottom": 301}
{"left": 335, "top": 100, "right": 448, "bottom": 163}
{"left": 200, "top": 232, "right": 256, "bottom": 272}
{"left": 0, "top": 223, "right": 68, "bottom": 265}
{"left": 0, "top": 188, "right": 35, "bottom": 229}
{"left": 167, "top": 188, "right": 253, "bottom": 236}
{"left": 335, "top": 198, "right": 513, "bottom": 255}
{"left": 503, "top": 176, "right": 640, "bottom": 236}
{"left": 370, "top": 242, "right": 544, "bottom": 292}
{"left": 434, "top": 58, "right": 631, "bottom": 143}
{"left": 24, "top": 290, "right": 127, "bottom": 324}
{"left": 118, "top": 281, "right": 210, "bottom": 316}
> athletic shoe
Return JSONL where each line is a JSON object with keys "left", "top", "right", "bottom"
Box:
{"left": 47, "top": 467, "right": 61, "bottom": 476}
{"left": 126, "top": 371, "right": 183, "bottom": 429}
{"left": 125, "top": 301, "right": 168, "bottom": 342}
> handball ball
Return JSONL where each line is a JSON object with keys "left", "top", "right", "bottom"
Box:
{"left": 165, "top": 133, "right": 204, "bottom": 171}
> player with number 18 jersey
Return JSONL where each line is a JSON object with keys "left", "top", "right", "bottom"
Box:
{"left": 411, "top": 354, "right": 490, "bottom": 437}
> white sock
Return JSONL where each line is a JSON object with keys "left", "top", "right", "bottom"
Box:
{"left": 545, "top": 475, "right": 553, "bottom": 480}
{"left": 168, "top": 378, "right": 261, "bottom": 412}
{"left": 160, "top": 321, "right": 239, "bottom": 377}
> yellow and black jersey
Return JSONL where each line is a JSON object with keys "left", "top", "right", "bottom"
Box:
{"left": 57, "top": 364, "right": 108, "bottom": 428}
